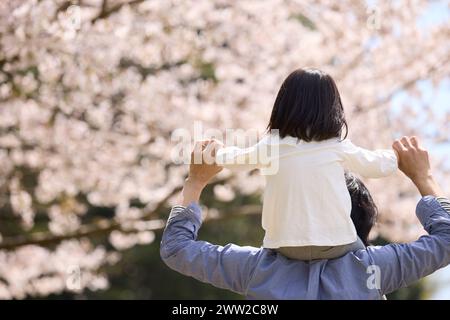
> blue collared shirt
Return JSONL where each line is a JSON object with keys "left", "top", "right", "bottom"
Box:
{"left": 160, "top": 196, "right": 450, "bottom": 300}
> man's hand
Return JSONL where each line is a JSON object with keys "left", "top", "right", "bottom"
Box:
{"left": 180, "top": 140, "right": 223, "bottom": 206}
{"left": 393, "top": 136, "right": 431, "bottom": 181}
{"left": 188, "top": 139, "right": 223, "bottom": 187}
{"left": 392, "top": 136, "right": 443, "bottom": 197}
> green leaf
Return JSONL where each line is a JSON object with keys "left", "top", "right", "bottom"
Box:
{"left": 291, "top": 13, "right": 316, "bottom": 30}
{"left": 198, "top": 61, "right": 217, "bottom": 82}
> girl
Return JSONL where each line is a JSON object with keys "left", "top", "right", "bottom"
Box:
{"left": 215, "top": 68, "right": 398, "bottom": 260}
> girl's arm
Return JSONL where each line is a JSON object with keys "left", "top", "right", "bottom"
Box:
{"left": 340, "top": 140, "right": 398, "bottom": 178}
{"left": 215, "top": 138, "right": 273, "bottom": 172}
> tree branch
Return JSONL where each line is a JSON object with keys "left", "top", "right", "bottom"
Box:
{"left": 360, "top": 56, "right": 450, "bottom": 114}
{"left": 0, "top": 203, "right": 261, "bottom": 250}
{"left": 118, "top": 58, "right": 187, "bottom": 79}
{"left": 91, "top": 0, "right": 146, "bottom": 23}
{"left": 0, "top": 178, "right": 234, "bottom": 250}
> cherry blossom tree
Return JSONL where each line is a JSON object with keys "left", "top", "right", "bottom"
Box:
{"left": 0, "top": 0, "right": 449, "bottom": 298}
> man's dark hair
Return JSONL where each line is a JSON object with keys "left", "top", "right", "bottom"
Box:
{"left": 346, "top": 173, "right": 378, "bottom": 246}
{"left": 267, "top": 68, "right": 348, "bottom": 142}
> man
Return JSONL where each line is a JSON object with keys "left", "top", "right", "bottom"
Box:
{"left": 160, "top": 137, "right": 450, "bottom": 299}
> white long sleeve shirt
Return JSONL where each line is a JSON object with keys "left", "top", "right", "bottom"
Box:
{"left": 216, "top": 134, "right": 398, "bottom": 248}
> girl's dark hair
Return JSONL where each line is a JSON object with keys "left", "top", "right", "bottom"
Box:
{"left": 267, "top": 68, "right": 348, "bottom": 142}
{"left": 345, "top": 173, "right": 378, "bottom": 246}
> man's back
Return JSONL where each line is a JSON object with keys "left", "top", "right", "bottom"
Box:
{"left": 160, "top": 197, "right": 450, "bottom": 300}
{"left": 239, "top": 249, "right": 381, "bottom": 299}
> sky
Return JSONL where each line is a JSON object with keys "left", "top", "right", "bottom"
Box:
{"left": 422, "top": 79, "right": 450, "bottom": 300}
{"left": 392, "top": 79, "right": 450, "bottom": 300}
{"left": 389, "top": 0, "right": 449, "bottom": 299}
{"left": 390, "top": 79, "right": 449, "bottom": 300}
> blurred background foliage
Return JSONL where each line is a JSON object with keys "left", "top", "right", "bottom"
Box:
{"left": 2, "top": 0, "right": 448, "bottom": 300}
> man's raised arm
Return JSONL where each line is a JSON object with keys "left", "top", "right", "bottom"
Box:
{"left": 160, "top": 140, "right": 261, "bottom": 294}
{"left": 360, "top": 136, "right": 450, "bottom": 295}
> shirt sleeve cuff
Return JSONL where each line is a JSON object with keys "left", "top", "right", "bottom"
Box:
{"left": 216, "top": 146, "right": 240, "bottom": 165}
{"left": 168, "top": 202, "right": 203, "bottom": 224}
{"left": 416, "top": 196, "right": 450, "bottom": 227}
{"left": 380, "top": 150, "right": 398, "bottom": 174}
{"left": 436, "top": 197, "right": 450, "bottom": 214}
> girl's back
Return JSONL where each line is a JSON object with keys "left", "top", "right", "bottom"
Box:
{"left": 262, "top": 137, "right": 355, "bottom": 248}
{"left": 216, "top": 68, "right": 397, "bottom": 257}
